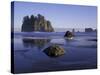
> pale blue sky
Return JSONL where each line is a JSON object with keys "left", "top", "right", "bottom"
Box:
{"left": 13, "top": 1, "right": 97, "bottom": 32}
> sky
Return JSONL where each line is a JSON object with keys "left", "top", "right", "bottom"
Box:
{"left": 13, "top": 1, "right": 97, "bottom": 32}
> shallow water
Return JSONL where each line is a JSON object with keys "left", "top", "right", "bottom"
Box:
{"left": 13, "top": 32, "right": 97, "bottom": 73}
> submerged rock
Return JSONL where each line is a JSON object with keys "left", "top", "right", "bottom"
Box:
{"left": 87, "top": 39, "right": 97, "bottom": 42}
{"left": 43, "top": 45, "right": 65, "bottom": 57}
{"left": 64, "top": 31, "right": 74, "bottom": 39}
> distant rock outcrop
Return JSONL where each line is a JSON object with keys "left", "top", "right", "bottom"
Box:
{"left": 43, "top": 45, "right": 65, "bottom": 57}
{"left": 21, "top": 14, "right": 54, "bottom": 32}
{"left": 85, "top": 28, "right": 93, "bottom": 32}
{"left": 85, "top": 28, "right": 97, "bottom": 32}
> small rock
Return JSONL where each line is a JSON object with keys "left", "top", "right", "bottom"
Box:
{"left": 64, "top": 31, "right": 74, "bottom": 39}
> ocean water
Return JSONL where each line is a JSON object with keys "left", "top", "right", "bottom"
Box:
{"left": 13, "top": 32, "right": 97, "bottom": 73}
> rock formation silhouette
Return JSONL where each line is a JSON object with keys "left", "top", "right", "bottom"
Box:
{"left": 21, "top": 14, "right": 54, "bottom": 32}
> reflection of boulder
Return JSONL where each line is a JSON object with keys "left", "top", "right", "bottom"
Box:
{"left": 43, "top": 45, "right": 65, "bottom": 57}
{"left": 22, "top": 38, "right": 50, "bottom": 48}
{"left": 64, "top": 31, "right": 74, "bottom": 39}
{"left": 21, "top": 14, "right": 54, "bottom": 32}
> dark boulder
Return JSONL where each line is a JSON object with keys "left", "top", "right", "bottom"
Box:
{"left": 43, "top": 45, "right": 65, "bottom": 57}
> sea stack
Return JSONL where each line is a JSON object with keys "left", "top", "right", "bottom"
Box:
{"left": 21, "top": 14, "right": 54, "bottom": 32}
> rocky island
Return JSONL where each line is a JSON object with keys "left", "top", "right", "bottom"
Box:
{"left": 21, "top": 14, "right": 54, "bottom": 32}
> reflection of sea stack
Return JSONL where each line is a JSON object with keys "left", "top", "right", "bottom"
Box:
{"left": 64, "top": 31, "right": 74, "bottom": 39}
{"left": 21, "top": 14, "right": 54, "bottom": 32}
{"left": 22, "top": 38, "right": 50, "bottom": 48}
